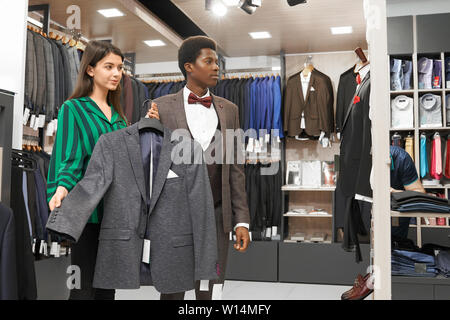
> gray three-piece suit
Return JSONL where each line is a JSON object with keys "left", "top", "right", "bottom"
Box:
{"left": 46, "top": 124, "right": 218, "bottom": 294}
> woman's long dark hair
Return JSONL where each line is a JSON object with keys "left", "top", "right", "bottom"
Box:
{"left": 69, "top": 40, "right": 127, "bottom": 123}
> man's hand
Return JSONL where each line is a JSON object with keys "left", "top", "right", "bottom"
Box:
{"left": 234, "top": 227, "right": 250, "bottom": 252}
{"left": 49, "top": 186, "right": 68, "bottom": 211}
{"left": 146, "top": 102, "right": 160, "bottom": 120}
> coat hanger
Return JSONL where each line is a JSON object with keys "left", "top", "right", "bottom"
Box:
{"left": 69, "top": 38, "right": 77, "bottom": 47}
{"left": 138, "top": 99, "right": 164, "bottom": 133}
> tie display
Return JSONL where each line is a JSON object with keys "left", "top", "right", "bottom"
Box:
{"left": 430, "top": 133, "right": 442, "bottom": 180}
{"left": 420, "top": 134, "right": 428, "bottom": 178}
{"left": 188, "top": 92, "right": 213, "bottom": 108}
{"left": 405, "top": 136, "right": 414, "bottom": 161}
{"left": 445, "top": 138, "right": 450, "bottom": 178}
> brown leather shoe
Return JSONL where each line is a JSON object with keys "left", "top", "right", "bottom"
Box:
{"left": 343, "top": 273, "right": 373, "bottom": 300}
{"left": 341, "top": 273, "right": 371, "bottom": 300}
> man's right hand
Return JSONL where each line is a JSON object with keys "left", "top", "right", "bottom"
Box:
{"left": 49, "top": 186, "right": 68, "bottom": 211}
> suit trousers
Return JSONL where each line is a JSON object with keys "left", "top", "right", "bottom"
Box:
{"left": 160, "top": 204, "right": 229, "bottom": 300}
{"left": 69, "top": 223, "right": 115, "bottom": 300}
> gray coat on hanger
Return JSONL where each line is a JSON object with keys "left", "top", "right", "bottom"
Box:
{"left": 46, "top": 124, "right": 218, "bottom": 293}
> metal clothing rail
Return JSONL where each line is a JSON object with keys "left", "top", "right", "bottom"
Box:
{"left": 224, "top": 67, "right": 279, "bottom": 74}
{"left": 135, "top": 72, "right": 184, "bottom": 79}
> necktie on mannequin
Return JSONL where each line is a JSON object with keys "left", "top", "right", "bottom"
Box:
{"left": 420, "top": 134, "right": 428, "bottom": 178}
{"left": 356, "top": 73, "right": 361, "bottom": 85}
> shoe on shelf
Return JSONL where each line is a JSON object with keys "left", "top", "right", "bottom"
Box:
{"left": 341, "top": 273, "right": 372, "bottom": 300}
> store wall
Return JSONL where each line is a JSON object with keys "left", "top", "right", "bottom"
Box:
{"left": 387, "top": 0, "right": 450, "bottom": 17}
{"left": 0, "top": 0, "right": 28, "bottom": 149}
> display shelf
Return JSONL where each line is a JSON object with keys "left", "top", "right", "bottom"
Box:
{"left": 283, "top": 213, "right": 332, "bottom": 218}
{"left": 281, "top": 185, "right": 335, "bottom": 191}
{"left": 389, "top": 127, "right": 415, "bottom": 131}
{"left": 409, "top": 224, "right": 450, "bottom": 228}
{"left": 391, "top": 211, "right": 450, "bottom": 218}
{"left": 390, "top": 90, "right": 415, "bottom": 94}
{"left": 418, "top": 89, "right": 445, "bottom": 93}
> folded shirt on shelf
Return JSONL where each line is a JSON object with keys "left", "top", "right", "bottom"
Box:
{"left": 391, "top": 190, "right": 450, "bottom": 213}
{"left": 436, "top": 251, "right": 450, "bottom": 278}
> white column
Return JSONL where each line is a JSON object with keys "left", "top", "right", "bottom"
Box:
{"left": 0, "top": 0, "right": 29, "bottom": 149}
{"left": 364, "top": 0, "right": 391, "bottom": 300}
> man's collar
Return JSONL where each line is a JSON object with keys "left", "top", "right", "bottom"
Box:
{"left": 183, "top": 86, "right": 210, "bottom": 102}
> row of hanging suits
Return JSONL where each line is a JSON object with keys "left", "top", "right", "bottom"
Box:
{"left": 210, "top": 76, "right": 283, "bottom": 138}
{"left": 120, "top": 74, "right": 152, "bottom": 125}
{"left": 244, "top": 162, "right": 282, "bottom": 236}
{"left": 419, "top": 132, "right": 450, "bottom": 184}
{"left": 25, "top": 29, "right": 82, "bottom": 122}
{"left": 144, "top": 80, "right": 186, "bottom": 100}
{"left": 3, "top": 149, "right": 53, "bottom": 299}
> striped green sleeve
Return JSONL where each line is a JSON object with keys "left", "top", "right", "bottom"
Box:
{"left": 53, "top": 102, "right": 86, "bottom": 192}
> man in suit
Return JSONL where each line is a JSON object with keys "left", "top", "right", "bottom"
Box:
{"left": 153, "top": 36, "right": 251, "bottom": 300}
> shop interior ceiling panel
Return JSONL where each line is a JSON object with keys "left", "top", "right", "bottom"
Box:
{"left": 28, "top": 0, "right": 180, "bottom": 63}
{"left": 171, "top": 0, "right": 368, "bottom": 56}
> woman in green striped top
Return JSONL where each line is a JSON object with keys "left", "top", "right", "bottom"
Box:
{"left": 47, "top": 40, "right": 158, "bottom": 300}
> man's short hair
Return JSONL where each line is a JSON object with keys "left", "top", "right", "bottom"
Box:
{"left": 178, "top": 36, "right": 217, "bottom": 78}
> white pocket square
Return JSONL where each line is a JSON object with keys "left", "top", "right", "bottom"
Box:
{"left": 310, "top": 87, "right": 315, "bottom": 91}
{"left": 167, "top": 169, "right": 179, "bottom": 179}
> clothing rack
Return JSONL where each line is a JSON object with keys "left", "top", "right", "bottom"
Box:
{"left": 136, "top": 72, "right": 184, "bottom": 79}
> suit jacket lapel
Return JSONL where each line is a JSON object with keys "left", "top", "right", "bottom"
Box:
{"left": 342, "top": 72, "right": 371, "bottom": 130}
{"left": 173, "top": 90, "right": 191, "bottom": 136}
{"left": 304, "top": 71, "right": 315, "bottom": 103}
{"left": 211, "top": 93, "right": 226, "bottom": 162}
{"left": 294, "top": 73, "right": 305, "bottom": 105}
{"left": 124, "top": 125, "right": 147, "bottom": 202}
{"left": 148, "top": 127, "right": 174, "bottom": 214}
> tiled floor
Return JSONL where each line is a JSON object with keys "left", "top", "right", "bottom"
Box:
{"left": 115, "top": 280, "right": 374, "bottom": 300}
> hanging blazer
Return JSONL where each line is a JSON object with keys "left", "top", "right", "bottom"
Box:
{"left": 284, "top": 69, "right": 334, "bottom": 137}
{"left": 153, "top": 89, "right": 251, "bottom": 234}
{"left": 46, "top": 124, "right": 218, "bottom": 293}
{"left": 338, "top": 72, "right": 372, "bottom": 198}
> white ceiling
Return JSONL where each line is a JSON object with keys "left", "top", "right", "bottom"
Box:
{"left": 172, "top": 0, "right": 368, "bottom": 57}
{"left": 28, "top": 0, "right": 180, "bottom": 63}
{"left": 28, "top": 0, "right": 368, "bottom": 64}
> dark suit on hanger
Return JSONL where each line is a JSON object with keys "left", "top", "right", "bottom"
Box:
{"left": 336, "top": 71, "right": 372, "bottom": 263}
{"left": 336, "top": 66, "right": 357, "bottom": 134}
{"left": 0, "top": 203, "right": 18, "bottom": 300}
{"left": 284, "top": 69, "right": 333, "bottom": 137}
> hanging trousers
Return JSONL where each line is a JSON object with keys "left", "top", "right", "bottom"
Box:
{"left": 160, "top": 205, "right": 229, "bottom": 300}
{"left": 69, "top": 223, "right": 115, "bottom": 300}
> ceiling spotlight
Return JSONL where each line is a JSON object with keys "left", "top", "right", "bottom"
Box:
{"left": 212, "top": 2, "right": 228, "bottom": 16}
{"left": 287, "top": 0, "right": 307, "bottom": 6}
{"left": 144, "top": 40, "right": 166, "bottom": 47}
{"left": 239, "top": 0, "right": 257, "bottom": 14}
{"left": 331, "top": 26, "right": 353, "bottom": 35}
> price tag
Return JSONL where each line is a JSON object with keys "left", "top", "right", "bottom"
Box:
{"left": 46, "top": 121, "right": 54, "bottom": 136}
{"left": 30, "top": 115, "right": 36, "bottom": 129}
{"left": 200, "top": 280, "right": 209, "bottom": 291}
{"left": 142, "top": 239, "right": 151, "bottom": 264}
{"left": 38, "top": 115, "right": 46, "bottom": 128}
{"left": 23, "top": 108, "right": 31, "bottom": 125}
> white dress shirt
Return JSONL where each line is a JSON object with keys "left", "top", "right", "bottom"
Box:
{"left": 183, "top": 86, "right": 249, "bottom": 232}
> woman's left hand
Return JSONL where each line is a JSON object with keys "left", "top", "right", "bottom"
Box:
{"left": 146, "top": 102, "right": 160, "bottom": 120}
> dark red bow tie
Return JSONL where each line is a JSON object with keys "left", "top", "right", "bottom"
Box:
{"left": 188, "top": 92, "right": 212, "bottom": 108}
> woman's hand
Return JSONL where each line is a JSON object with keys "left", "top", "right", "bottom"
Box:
{"left": 146, "top": 102, "right": 160, "bottom": 120}
{"left": 49, "top": 186, "right": 69, "bottom": 211}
